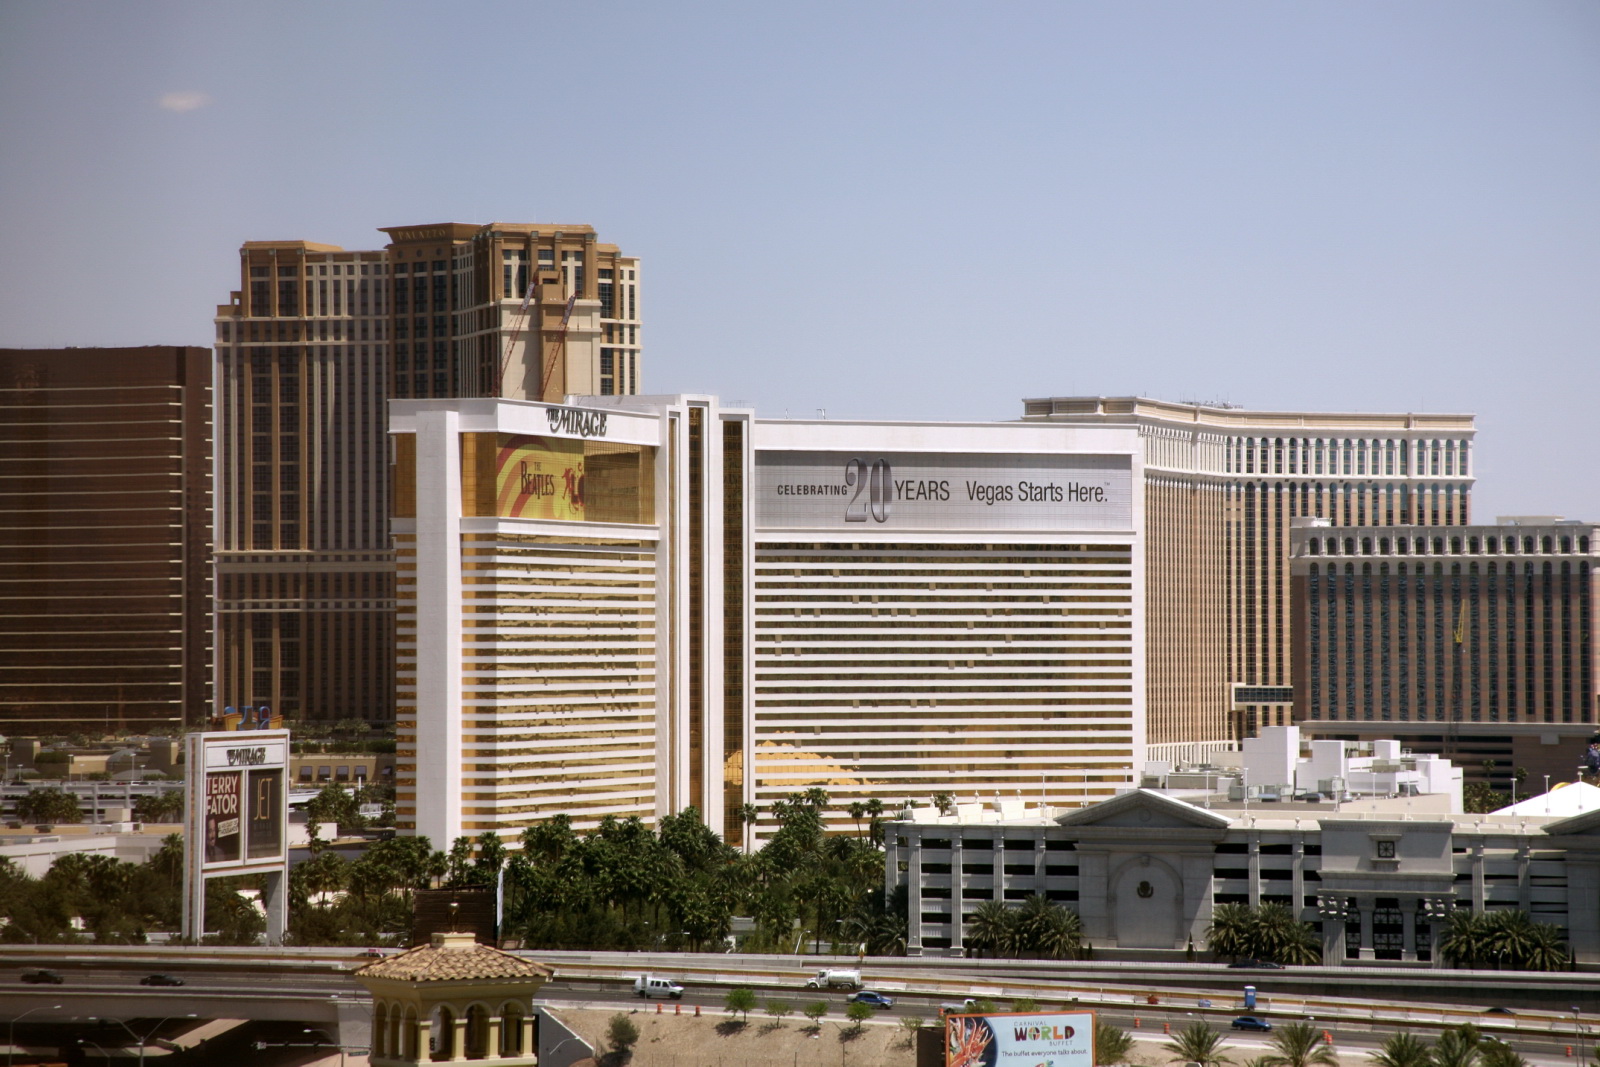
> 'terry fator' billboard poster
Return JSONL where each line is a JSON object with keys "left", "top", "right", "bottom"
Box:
{"left": 945, "top": 1011, "right": 1095, "bottom": 1067}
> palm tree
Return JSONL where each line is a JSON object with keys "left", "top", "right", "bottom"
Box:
{"left": 1478, "top": 1040, "right": 1527, "bottom": 1067}
{"left": 1164, "top": 1021, "right": 1232, "bottom": 1067}
{"left": 1252, "top": 903, "right": 1321, "bottom": 965}
{"left": 1440, "top": 910, "right": 1487, "bottom": 969}
{"left": 1370, "top": 1032, "right": 1432, "bottom": 1067}
{"left": 1261, "top": 1022, "right": 1337, "bottom": 1067}
{"left": 1206, "top": 902, "right": 1252, "bottom": 962}
{"left": 1518, "top": 919, "right": 1569, "bottom": 972}
{"left": 1431, "top": 1024, "right": 1483, "bottom": 1067}
{"left": 966, "top": 900, "right": 1014, "bottom": 959}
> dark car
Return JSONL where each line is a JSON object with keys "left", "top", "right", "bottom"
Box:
{"left": 1227, "top": 958, "right": 1285, "bottom": 969}
{"left": 21, "top": 969, "right": 64, "bottom": 984}
{"left": 1483, "top": 1007, "right": 1516, "bottom": 1015}
{"left": 140, "top": 974, "right": 185, "bottom": 986}
{"left": 847, "top": 990, "right": 895, "bottom": 1009}
{"left": 1231, "top": 1016, "right": 1273, "bottom": 1032}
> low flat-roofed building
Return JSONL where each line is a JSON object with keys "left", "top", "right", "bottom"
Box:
{"left": 886, "top": 787, "right": 1600, "bottom": 968}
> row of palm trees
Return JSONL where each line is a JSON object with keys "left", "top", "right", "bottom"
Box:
{"left": 965, "top": 894, "right": 1084, "bottom": 959}
{"left": 1167, "top": 1021, "right": 1548, "bottom": 1067}
{"left": 1437, "top": 908, "right": 1569, "bottom": 970}
{"left": 1206, "top": 902, "right": 1322, "bottom": 965}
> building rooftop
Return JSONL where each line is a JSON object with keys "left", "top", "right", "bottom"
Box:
{"left": 355, "top": 932, "right": 552, "bottom": 983}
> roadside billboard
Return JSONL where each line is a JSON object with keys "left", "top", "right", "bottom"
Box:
{"left": 183, "top": 730, "right": 291, "bottom": 943}
{"left": 945, "top": 1010, "right": 1095, "bottom": 1067}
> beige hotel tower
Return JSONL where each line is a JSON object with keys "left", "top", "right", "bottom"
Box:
{"left": 1023, "top": 397, "right": 1476, "bottom": 754}
{"left": 213, "top": 223, "right": 640, "bottom": 725}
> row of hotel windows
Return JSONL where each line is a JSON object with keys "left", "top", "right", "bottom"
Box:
{"left": 1231, "top": 437, "right": 1469, "bottom": 478}
{"left": 1307, "top": 533, "right": 1592, "bottom": 557}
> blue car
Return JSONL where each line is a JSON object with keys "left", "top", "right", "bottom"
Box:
{"left": 1231, "top": 1016, "right": 1272, "bottom": 1032}
{"left": 847, "top": 990, "right": 895, "bottom": 1009}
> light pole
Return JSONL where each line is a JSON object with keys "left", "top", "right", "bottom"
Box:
{"left": 105, "top": 1014, "right": 197, "bottom": 1066}
{"left": 304, "top": 1027, "right": 347, "bottom": 1067}
{"left": 7, "top": 1004, "right": 62, "bottom": 1067}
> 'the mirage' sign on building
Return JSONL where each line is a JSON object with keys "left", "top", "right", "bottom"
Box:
{"left": 755, "top": 451, "right": 1132, "bottom": 531}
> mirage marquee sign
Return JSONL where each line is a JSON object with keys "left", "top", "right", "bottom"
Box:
{"left": 755, "top": 450, "right": 1132, "bottom": 531}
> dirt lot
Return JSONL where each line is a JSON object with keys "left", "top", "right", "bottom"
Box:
{"left": 554, "top": 1008, "right": 1188, "bottom": 1067}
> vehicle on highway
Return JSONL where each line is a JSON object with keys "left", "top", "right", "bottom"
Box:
{"left": 941, "top": 999, "right": 980, "bottom": 1016}
{"left": 1231, "top": 1016, "right": 1272, "bottom": 1032}
{"left": 359, "top": 947, "right": 387, "bottom": 958}
{"left": 633, "top": 975, "right": 684, "bottom": 999}
{"left": 1295, "top": 792, "right": 1325, "bottom": 802}
{"left": 847, "top": 990, "right": 895, "bottom": 1009}
{"left": 21, "top": 969, "right": 64, "bottom": 984}
{"left": 140, "top": 974, "right": 185, "bottom": 986}
{"left": 805, "top": 967, "right": 862, "bottom": 990}
{"left": 1227, "top": 958, "right": 1285, "bottom": 969}
{"left": 1483, "top": 1007, "right": 1516, "bottom": 1015}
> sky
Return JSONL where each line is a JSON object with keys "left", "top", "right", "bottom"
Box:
{"left": 1, "top": 1, "right": 1596, "bottom": 521}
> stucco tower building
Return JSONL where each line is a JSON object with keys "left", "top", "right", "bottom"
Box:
{"left": 213, "top": 223, "right": 640, "bottom": 724}
{"left": 1022, "top": 397, "right": 1475, "bottom": 754}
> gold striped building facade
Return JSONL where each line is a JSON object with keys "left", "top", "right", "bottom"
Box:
{"left": 1022, "top": 397, "right": 1476, "bottom": 755}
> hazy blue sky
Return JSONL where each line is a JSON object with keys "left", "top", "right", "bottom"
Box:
{"left": 2, "top": 2, "right": 1595, "bottom": 520}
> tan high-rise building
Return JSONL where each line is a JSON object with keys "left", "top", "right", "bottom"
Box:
{"left": 1021, "top": 397, "right": 1475, "bottom": 754}
{"left": 0, "top": 347, "right": 213, "bottom": 734}
{"left": 213, "top": 223, "right": 639, "bottom": 725}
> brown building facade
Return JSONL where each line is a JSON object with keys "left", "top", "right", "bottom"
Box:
{"left": 212, "top": 223, "right": 639, "bottom": 725}
{"left": 0, "top": 347, "right": 213, "bottom": 734}
{"left": 1022, "top": 397, "right": 1476, "bottom": 753}
{"left": 1292, "top": 521, "right": 1599, "bottom": 787}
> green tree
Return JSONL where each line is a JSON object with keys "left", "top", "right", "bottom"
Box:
{"left": 844, "top": 1000, "right": 874, "bottom": 1035}
{"left": 132, "top": 790, "right": 183, "bottom": 823}
{"left": 932, "top": 792, "right": 955, "bottom": 816}
{"left": 1479, "top": 1040, "right": 1527, "bottom": 1067}
{"left": 1164, "top": 1021, "right": 1233, "bottom": 1067}
{"left": 803, "top": 1001, "right": 828, "bottom": 1027}
{"left": 1261, "top": 1022, "right": 1337, "bottom": 1067}
{"left": 1206, "top": 902, "right": 1252, "bottom": 961}
{"left": 305, "top": 783, "right": 364, "bottom": 842}
{"left": 967, "top": 899, "right": 1016, "bottom": 958}
{"left": 763, "top": 998, "right": 792, "bottom": 1026}
{"left": 606, "top": 1012, "right": 639, "bottom": 1057}
{"left": 17, "top": 787, "right": 82, "bottom": 825}
{"left": 1430, "top": 1025, "right": 1483, "bottom": 1067}
{"left": 1370, "top": 1032, "right": 1432, "bottom": 1067}
{"left": 1010, "top": 997, "right": 1038, "bottom": 1013}
{"left": 1096, "top": 1020, "right": 1134, "bottom": 1066}
{"left": 725, "top": 986, "right": 757, "bottom": 1022}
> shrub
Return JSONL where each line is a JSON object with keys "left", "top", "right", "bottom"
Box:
{"left": 607, "top": 1013, "right": 640, "bottom": 1055}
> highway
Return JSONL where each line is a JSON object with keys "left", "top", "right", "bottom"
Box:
{"left": 3, "top": 948, "right": 1595, "bottom": 1064}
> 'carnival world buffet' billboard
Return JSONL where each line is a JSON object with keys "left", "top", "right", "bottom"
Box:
{"left": 945, "top": 1011, "right": 1095, "bottom": 1067}
{"left": 755, "top": 451, "right": 1132, "bottom": 531}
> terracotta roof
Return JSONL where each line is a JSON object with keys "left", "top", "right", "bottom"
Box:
{"left": 356, "top": 932, "right": 553, "bottom": 983}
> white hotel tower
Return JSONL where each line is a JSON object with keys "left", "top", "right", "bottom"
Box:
{"left": 391, "top": 395, "right": 1143, "bottom": 849}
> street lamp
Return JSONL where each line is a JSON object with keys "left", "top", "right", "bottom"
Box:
{"left": 304, "top": 1027, "right": 346, "bottom": 1067}
{"left": 104, "top": 1014, "right": 197, "bottom": 1066}
{"left": 7, "top": 1004, "right": 62, "bottom": 1067}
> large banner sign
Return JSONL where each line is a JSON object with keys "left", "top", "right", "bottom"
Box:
{"left": 756, "top": 451, "right": 1132, "bottom": 531}
{"left": 495, "top": 434, "right": 586, "bottom": 520}
{"left": 945, "top": 1011, "right": 1095, "bottom": 1067}
{"left": 188, "top": 732, "right": 290, "bottom": 873}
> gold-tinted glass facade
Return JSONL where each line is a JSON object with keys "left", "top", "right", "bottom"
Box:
{"left": 393, "top": 532, "right": 658, "bottom": 836}
{"left": 749, "top": 541, "right": 1136, "bottom": 834}
{"left": 0, "top": 347, "right": 213, "bottom": 733}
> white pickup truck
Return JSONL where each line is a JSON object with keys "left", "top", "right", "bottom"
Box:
{"left": 633, "top": 974, "right": 684, "bottom": 999}
{"left": 805, "top": 968, "right": 862, "bottom": 990}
